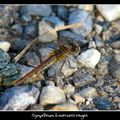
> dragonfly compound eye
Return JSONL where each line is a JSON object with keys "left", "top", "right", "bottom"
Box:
{"left": 68, "top": 42, "right": 80, "bottom": 55}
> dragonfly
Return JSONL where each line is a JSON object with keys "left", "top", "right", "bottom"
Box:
{"left": 0, "top": 14, "right": 89, "bottom": 86}
{"left": 14, "top": 41, "right": 80, "bottom": 86}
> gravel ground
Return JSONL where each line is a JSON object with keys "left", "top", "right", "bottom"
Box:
{"left": 0, "top": 4, "right": 120, "bottom": 111}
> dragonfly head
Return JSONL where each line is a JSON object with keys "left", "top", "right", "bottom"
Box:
{"left": 67, "top": 42, "right": 80, "bottom": 55}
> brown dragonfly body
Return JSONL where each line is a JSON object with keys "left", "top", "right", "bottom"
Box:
{"left": 14, "top": 42, "right": 80, "bottom": 86}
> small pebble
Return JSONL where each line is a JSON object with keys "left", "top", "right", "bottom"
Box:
{"left": 109, "top": 58, "right": 120, "bottom": 80}
{"left": 113, "top": 50, "right": 120, "bottom": 63}
{"left": 98, "top": 90, "right": 108, "bottom": 98}
{"left": 115, "top": 86, "right": 120, "bottom": 94}
{"left": 0, "top": 5, "right": 17, "bottom": 27}
{"left": 113, "top": 96, "right": 120, "bottom": 103}
{"left": 111, "top": 40, "right": 120, "bottom": 49}
{"left": 12, "top": 24, "right": 23, "bottom": 35}
{"left": 94, "top": 24, "right": 103, "bottom": 34}
{"left": 38, "top": 47, "right": 53, "bottom": 61}
{"left": 101, "top": 21, "right": 110, "bottom": 31}
{"left": 45, "top": 81, "right": 55, "bottom": 86}
{"left": 94, "top": 36, "right": 105, "bottom": 48}
{"left": 0, "top": 85, "right": 40, "bottom": 110}
{"left": 87, "top": 97, "right": 93, "bottom": 102}
{"left": 72, "top": 70, "right": 96, "bottom": 88}
{"left": 13, "top": 39, "right": 29, "bottom": 51}
{"left": 56, "top": 5, "right": 68, "bottom": 20}
{"left": 47, "top": 66, "right": 57, "bottom": 78}
{"left": 72, "top": 93, "right": 85, "bottom": 103}
{"left": 68, "top": 9, "right": 93, "bottom": 37}
{"left": 0, "top": 62, "right": 20, "bottom": 86}
{"left": 93, "top": 97, "right": 115, "bottom": 110}
{"left": 97, "top": 5, "right": 120, "bottom": 21}
{"left": 0, "top": 41, "right": 10, "bottom": 52}
{"left": 88, "top": 40, "right": 96, "bottom": 48}
{"left": 43, "top": 16, "right": 64, "bottom": 28}
{"left": 40, "top": 85, "right": 66, "bottom": 106}
{"left": 54, "top": 76, "right": 64, "bottom": 89}
{"left": 63, "top": 84, "right": 75, "bottom": 97}
{"left": 24, "top": 23, "right": 38, "bottom": 39}
{"left": 33, "top": 81, "right": 41, "bottom": 90}
{"left": 24, "top": 52, "right": 40, "bottom": 67}
{"left": 20, "top": 5, "right": 52, "bottom": 17}
{"left": 95, "top": 79, "right": 104, "bottom": 87}
{"left": 77, "top": 48, "right": 101, "bottom": 68}
{"left": 104, "top": 86, "right": 114, "bottom": 94}
{"left": 0, "top": 28, "right": 9, "bottom": 40}
{"left": 79, "top": 87, "right": 98, "bottom": 98}
{"left": 21, "top": 14, "right": 32, "bottom": 22}
{"left": 38, "top": 21, "right": 58, "bottom": 43}
{"left": 97, "top": 61, "right": 109, "bottom": 76}
{"left": 61, "top": 56, "right": 77, "bottom": 77}
{"left": 0, "top": 48, "right": 10, "bottom": 69}
{"left": 86, "top": 101, "right": 90, "bottom": 105}
{"left": 16, "top": 64, "right": 34, "bottom": 77}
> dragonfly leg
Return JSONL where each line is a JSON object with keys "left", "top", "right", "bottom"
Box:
{"left": 59, "top": 59, "right": 70, "bottom": 85}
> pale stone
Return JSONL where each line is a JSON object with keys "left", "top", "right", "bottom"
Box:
{"left": 72, "top": 93, "right": 85, "bottom": 103}
{"left": 40, "top": 85, "right": 66, "bottom": 106}
{"left": 0, "top": 41, "right": 10, "bottom": 52}
{"left": 97, "top": 5, "right": 120, "bottom": 21}
{"left": 79, "top": 87, "right": 98, "bottom": 98}
{"left": 94, "top": 24, "right": 103, "bottom": 34}
{"left": 0, "top": 85, "right": 40, "bottom": 110}
{"left": 38, "top": 21, "right": 58, "bottom": 43}
{"left": 63, "top": 84, "right": 75, "bottom": 97}
{"left": 77, "top": 48, "right": 101, "bottom": 68}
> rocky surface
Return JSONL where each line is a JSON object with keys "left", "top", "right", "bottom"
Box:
{"left": 0, "top": 5, "right": 119, "bottom": 111}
